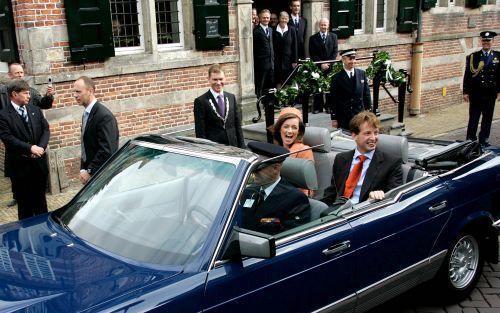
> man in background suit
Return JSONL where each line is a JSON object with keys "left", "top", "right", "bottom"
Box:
{"left": 323, "top": 112, "right": 402, "bottom": 208}
{"left": 253, "top": 9, "right": 274, "bottom": 98}
{"left": 0, "top": 79, "right": 50, "bottom": 219}
{"left": 309, "top": 18, "right": 338, "bottom": 113}
{"left": 289, "top": 0, "right": 307, "bottom": 60}
{"left": 240, "top": 141, "right": 310, "bottom": 235}
{"left": 0, "top": 63, "right": 55, "bottom": 110}
{"left": 329, "top": 49, "right": 372, "bottom": 129}
{"left": 74, "top": 76, "right": 119, "bottom": 185}
{"left": 0, "top": 63, "right": 55, "bottom": 207}
{"left": 194, "top": 64, "right": 245, "bottom": 148}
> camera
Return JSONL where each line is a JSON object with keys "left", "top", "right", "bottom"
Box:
{"left": 48, "top": 77, "right": 53, "bottom": 87}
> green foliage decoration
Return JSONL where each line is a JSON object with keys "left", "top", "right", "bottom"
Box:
{"left": 275, "top": 59, "right": 342, "bottom": 105}
{"left": 365, "top": 51, "right": 406, "bottom": 87}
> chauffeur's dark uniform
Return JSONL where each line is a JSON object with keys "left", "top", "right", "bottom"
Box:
{"left": 329, "top": 68, "right": 372, "bottom": 130}
{"left": 463, "top": 49, "right": 500, "bottom": 145}
{"left": 241, "top": 178, "right": 310, "bottom": 235}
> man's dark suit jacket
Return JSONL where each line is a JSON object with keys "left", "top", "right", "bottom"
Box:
{"left": 0, "top": 102, "right": 50, "bottom": 219}
{"left": 253, "top": 25, "right": 274, "bottom": 97}
{"left": 0, "top": 85, "right": 53, "bottom": 110}
{"left": 274, "top": 25, "right": 298, "bottom": 84}
{"left": 194, "top": 90, "right": 245, "bottom": 148}
{"left": 0, "top": 103, "right": 49, "bottom": 179}
{"left": 324, "top": 149, "right": 403, "bottom": 205}
{"left": 81, "top": 101, "right": 119, "bottom": 174}
{"left": 309, "top": 32, "right": 338, "bottom": 69}
{"left": 288, "top": 16, "right": 307, "bottom": 59}
{"left": 241, "top": 177, "right": 311, "bottom": 235}
{"left": 329, "top": 68, "right": 372, "bottom": 129}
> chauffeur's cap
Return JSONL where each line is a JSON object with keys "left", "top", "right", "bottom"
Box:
{"left": 340, "top": 48, "right": 357, "bottom": 57}
{"left": 480, "top": 31, "right": 497, "bottom": 41}
{"left": 247, "top": 141, "right": 288, "bottom": 167}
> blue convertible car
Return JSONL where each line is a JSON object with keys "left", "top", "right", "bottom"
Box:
{"left": 0, "top": 129, "right": 499, "bottom": 313}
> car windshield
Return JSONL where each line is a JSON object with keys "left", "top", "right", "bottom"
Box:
{"left": 56, "top": 142, "right": 237, "bottom": 266}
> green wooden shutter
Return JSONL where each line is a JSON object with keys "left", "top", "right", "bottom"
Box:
{"left": 64, "top": 0, "right": 114, "bottom": 62}
{"left": 193, "top": 0, "right": 229, "bottom": 50}
{"left": 421, "top": 0, "right": 437, "bottom": 10}
{"left": 330, "top": 0, "right": 355, "bottom": 39}
{"left": 397, "top": 0, "right": 417, "bottom": 33}
{"left": 465, "top": 0, "right": 487, "bottom": 8}
{"left": 0, "top": 0, "right": 19, "bottom": 63}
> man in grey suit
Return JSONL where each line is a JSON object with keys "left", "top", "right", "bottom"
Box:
{"left": 323, "top": 112, "right": 402, "bottom": 207}
{"left": 73, "top": 76, "right": 119, "bottom": 185}
{"left": 0, "top": 79, "right": 50, "bottom": 219}
{"left": 194, "top": 64, "right": 245, "bottom": 148}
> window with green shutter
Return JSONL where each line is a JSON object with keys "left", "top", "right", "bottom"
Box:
{"left": 397, "top": 0, "right": 417, "bottom": 33}
{"left": 465, "top": 0, "right": 487, "bottom": 8}
{"left": 0, "top": 0, "right": 19, "bottom": 63}
{"left": 193, "top": 0, "right": 229, "bottom": 51}
{"left": 421, "top": 0, "right": 437, "bottom": 10}
{"left": 330, "top": 0, "right": 355, "bottom": 39}
{"left": 64, "top": 0, "right": 115, "bottom": 62}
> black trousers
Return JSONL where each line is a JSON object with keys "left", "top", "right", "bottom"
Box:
{"left": 255, "top": 66, "right": 274, "bottom": 98}
{"left": 466, "top": 94, "right": 496, "bottom": 144}
{"left": 13, "top": 170, "right": 48, "bottom": 220}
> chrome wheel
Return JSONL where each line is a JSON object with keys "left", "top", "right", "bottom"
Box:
{"left": 448, "top": 235, "right": 480, "bottom": 289}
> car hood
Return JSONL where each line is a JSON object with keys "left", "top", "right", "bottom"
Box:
{"left": 0, "top": 214, "right": 182, "bottom": 312}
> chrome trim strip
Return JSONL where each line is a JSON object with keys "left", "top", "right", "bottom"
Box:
{"left": 336, "top": 176, "right": 439, "bottom": 220}
{"left": 209, "top": 163, "right": 257, "bottom": 270}
{"left": 130, "top": 139, "right": 251, "bottom": 165}
{"left": 493, "top": 219, "right": 500, "bottom": 230}
{"left": 311, "top": 293, "right": 356, "bottom": 313}
{"left": 357, "top": 250, "right": 447, "bottom": 294}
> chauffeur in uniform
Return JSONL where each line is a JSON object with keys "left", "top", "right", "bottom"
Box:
{"left": 463, "top": 31, "right": 500, "bottom": 147}
{"left": 329, "top": 49, "right": 372, "bottom": 130}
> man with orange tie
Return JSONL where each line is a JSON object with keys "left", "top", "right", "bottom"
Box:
{"left": 323, "top": 111, "right": 402, "bottom": 206}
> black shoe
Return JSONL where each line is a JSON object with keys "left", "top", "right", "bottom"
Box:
{"left": 7, "top": 199, "right": 16, "bottom": 207}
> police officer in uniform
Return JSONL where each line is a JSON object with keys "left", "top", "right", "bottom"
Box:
{"left": 463, "top": 31, "right": 500, "bottom": 146}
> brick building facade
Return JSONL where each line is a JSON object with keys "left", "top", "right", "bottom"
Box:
{"left": 0, "top": 0, "right": 498, "bottom": 190}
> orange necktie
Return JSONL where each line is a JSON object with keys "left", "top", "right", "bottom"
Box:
{"left": 343, "top": 155, "right": 367, "bottom": 199}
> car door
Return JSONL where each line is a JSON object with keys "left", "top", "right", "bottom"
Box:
{"left": 203, "top": 218, "right": 357, "bottom": 313}
{"left": 345, "top": 177, "right": 451, "bottom": 310}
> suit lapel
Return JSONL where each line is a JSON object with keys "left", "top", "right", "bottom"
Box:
{"left": 337, "top": 151, "right": 354, "bottom": 196}
{"left": 83, "top": 102, "right": 99, "bottom": 135}
{"left": 360, "top": 150, "right": 383, "bottom": 201}
{"left": 205, "top": 91, "right": 227, "bottom": 124}
{"left": 8, "top": 105, "right": 30, "bottom": 140}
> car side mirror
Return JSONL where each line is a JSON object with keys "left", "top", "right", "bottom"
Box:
{"left": 222, "top": 227, "right": 276, "bottom": 260}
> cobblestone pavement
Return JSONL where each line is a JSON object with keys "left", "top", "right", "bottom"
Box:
{"left": 0, "top": 101, "right": 498, "bottom": 312}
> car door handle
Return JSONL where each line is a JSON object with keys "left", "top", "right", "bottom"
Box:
{"left": 322, "top": 240, "right": 351, "bottom": 256}
{"left": 429, "top": 200, "right": 447, "bottom": 212}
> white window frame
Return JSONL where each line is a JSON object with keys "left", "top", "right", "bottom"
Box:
{"left": 114, "top": 0, "right": 146, "bottom": 55}
{"left": 354, "top": 0, "right": 365, "bottom": 35}
{"left": 448, "top": 0, "right": 455, "bottom": 7}
{"left": 374, "top": 0, "right": 387, "bottom": 32}
{"left": 157, "top": 0, "right": 185, "bottom": 51}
